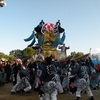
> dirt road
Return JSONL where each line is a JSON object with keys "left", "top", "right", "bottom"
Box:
{"left": 0, "top": 83, "right": 100, "bottom": 100}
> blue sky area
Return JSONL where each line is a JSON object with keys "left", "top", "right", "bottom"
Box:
{"left": 0, "top": 0, "right": 100, "bottom": 55}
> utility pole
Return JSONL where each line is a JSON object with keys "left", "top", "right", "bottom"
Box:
{"left": 66, "top": 46, "right": 70, "bottom": 57}
{"left": 89, "top": 48, "right": 92, "bottom": 58}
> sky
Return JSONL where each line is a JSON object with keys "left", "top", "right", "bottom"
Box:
{"left": 0, "top": 0, "right": 100, "bottom": 55}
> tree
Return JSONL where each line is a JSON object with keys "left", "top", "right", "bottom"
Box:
{"left": 70, "top": 51, "right": 84, "bottom": 58}
{"left": 0, "top": 52, "right": 5, "bottom": 58}
{"left": 9, "top": 47, "right": 36, "bottom": 60}
{"left": 71, "top": 51, "right": 77, "bottom": 57}
{"left": 8, "top": 55, "right": 16, "bottom": 63}
{"left": 9, "top": 49, "right": 23, "bottom": 59}
{"left": 0, "top": 52, "right": 16, "bottom": 63}
{"left": 22, "top": 47, "right": 36, "bottom": 59}
{"left": 76, "top": 52, "right": 84, "bottom": 57}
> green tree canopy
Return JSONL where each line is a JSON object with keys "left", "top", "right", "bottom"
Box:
{"left": 0, "top": 52, "right": 16, "bottom": 63}
{"left": 9, "top": 49, "right": 23, "bottom": 59}
{"left": 71, "top": 51, "right": 84, "bottom": 58}
{"left": 22, "top": 47, "right": 36, "bottom": 59}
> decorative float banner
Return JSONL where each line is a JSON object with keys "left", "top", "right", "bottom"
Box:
{"left": 0, "top": 0, "right": 6, "bottom": 7}
{"left": 24, "top": 20, "right": 66, "bottom": 48}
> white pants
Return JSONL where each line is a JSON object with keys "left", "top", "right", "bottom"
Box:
{"left": 11, "top": 74, "right": 31, "bottom": 92}
{"left": 11, "top": 73, "right": 21, "bottom": 92}
{"left": 44, "top": 89, "right": 57, "bottom": 100}
{"left": 56, "top": 81, "right": 63, "bottom": 93}
{"left": 76, "top": 87, "right": 93, "bottom": 97}
{"left": 23, "top": 78, "right": 32, "bottom": 92}
{"left": 62, "top": 77, "right": 69, "bottom": 89}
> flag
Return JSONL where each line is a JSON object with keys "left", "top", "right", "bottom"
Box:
{"left": 59, "top": 32, "right": 66, "bottom": 45}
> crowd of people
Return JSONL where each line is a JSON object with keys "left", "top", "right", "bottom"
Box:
{"left": 0, "top": 54, "right": 100, "bottom": 100}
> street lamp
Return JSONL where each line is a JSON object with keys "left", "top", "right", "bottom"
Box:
{"left": 0, "top": 0, "right": 6, "bottom": 7}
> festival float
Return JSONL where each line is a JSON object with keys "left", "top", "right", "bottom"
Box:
{"left": 24, "top": 20, "right": 66, "bottom": 58}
